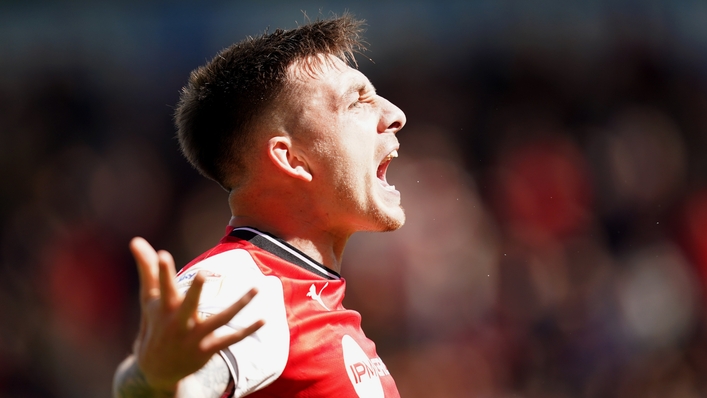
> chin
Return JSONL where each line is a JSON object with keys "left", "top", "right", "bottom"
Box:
{"left": 381, "top": 219, "right": 404, "bottom": 232}
{"left": 345, "top": 191, "right": 405, "bottom": 233}
{"left": 372, "top": 206, "right": 406, "bottom": 232}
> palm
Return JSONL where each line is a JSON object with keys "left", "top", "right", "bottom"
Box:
{"left": 129, "top": 238, "right": 263, "bottom": 392}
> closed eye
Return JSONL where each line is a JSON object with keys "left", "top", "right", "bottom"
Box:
{"left": 349, "top": 93, "right": 375, "bottom": 110}
{"left": 344, "top": 80, "right": 376, "bottom": 111}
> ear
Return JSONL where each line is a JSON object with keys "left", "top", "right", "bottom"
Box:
{"left": 267, "top": 136, "right": 313, "bottom": 182}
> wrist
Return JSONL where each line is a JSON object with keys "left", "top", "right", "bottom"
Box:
{"left": 114, "top": 356, "right": 178, "bottom": 398}
{"left": 136, "top": 361, "right": 180, "bottom": 396}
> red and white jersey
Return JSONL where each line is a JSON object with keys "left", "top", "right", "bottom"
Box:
{"left": 175, "top": 226, "right": 400, "bottom": 398}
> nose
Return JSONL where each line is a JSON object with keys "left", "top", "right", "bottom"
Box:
{"left": 378, "top": 96, "right": 406, "bottom": 134}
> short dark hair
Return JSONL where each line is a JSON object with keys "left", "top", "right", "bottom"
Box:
{"left": 175, "top": 14, "right": 366, "bottom": 190}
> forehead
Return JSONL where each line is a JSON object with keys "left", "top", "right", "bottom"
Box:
{"left": 286, "top": 54, "right": 372, "bottom": 103}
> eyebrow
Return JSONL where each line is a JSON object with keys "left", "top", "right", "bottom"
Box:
{"left": 344, "top": 81, "right": 376, "bottom": 98}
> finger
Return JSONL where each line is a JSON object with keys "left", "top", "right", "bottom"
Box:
{"left": 130, "top": 237, "right": 160, "bottom": 304}
{"left": 196, "top": 288, "right": 259, "bottom": 336}
{"left": 157, "top": 250, "right": 179, "bottom": 310}
{"left": 132, "top": 312, "right": 147, "bottom": 354}
{"left": 203, "top": 319, "right": 265, "bottom": 353}
{"left": 137, "top": 310, "right": 147, "bottom": 341}
{"left": 176, "top": 271, "right": 205, "bottom": 325}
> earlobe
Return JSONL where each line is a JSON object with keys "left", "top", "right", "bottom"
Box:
{"left": 268, "top": 136, "right": 313, "bottom": 182}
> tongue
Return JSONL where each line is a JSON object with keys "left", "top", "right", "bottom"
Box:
{"left": 377, "top": 159, "right": 390, "bottom": 183}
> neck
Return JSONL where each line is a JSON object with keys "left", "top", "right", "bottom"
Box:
{"left": 228, "top": 215, "right": 350, "bottom": 273}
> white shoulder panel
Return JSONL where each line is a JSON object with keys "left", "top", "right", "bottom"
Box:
{"left": 176, "top": 249, "right": 290, "bottom": 397}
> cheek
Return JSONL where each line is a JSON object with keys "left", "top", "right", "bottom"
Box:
{"left": 309, "top": 119, "right": 376, "bottom": 183}
{"left": 325, "top": 149, "right": 367, "bottom": 193}
{"left": 309, "top": 140, "right": 354, "bottom": 186}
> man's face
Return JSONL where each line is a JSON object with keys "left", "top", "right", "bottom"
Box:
{"left": 284, "top": 54, "right": 407, "bottom": 235}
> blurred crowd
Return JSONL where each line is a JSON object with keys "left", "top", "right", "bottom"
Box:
{"left": 3, "top": 2, "right": 707, "bottom": 397}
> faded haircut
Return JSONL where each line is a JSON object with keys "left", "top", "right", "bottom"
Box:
{"left": 175, "top": 14, "right": 366, "bottom": 190}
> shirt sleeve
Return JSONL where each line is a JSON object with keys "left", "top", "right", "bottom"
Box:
{"left": 176, "top": 249, "right": 290, "bottom": 397}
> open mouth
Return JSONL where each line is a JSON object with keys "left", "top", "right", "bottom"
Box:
{"left": 377, "top": 149, "right": 398, "bottom": 191}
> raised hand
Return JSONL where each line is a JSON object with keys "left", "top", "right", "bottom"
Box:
{"left": 126, "top": 237, "right": 264, "bottom": 394}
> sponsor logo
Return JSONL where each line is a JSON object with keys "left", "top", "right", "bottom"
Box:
{"left": 176, "top": 269, "right": 222, "bottom": 287}
{"left": 306, "top": 282, "right": 330, "bottom": 311}
{"left": 349, "top": 357, "right": 390, "bottom": 384}
{"left": 177, "top": 271, "right": 198, "bottom": 284}
{"left": 342, "top": 335, "right": 387, "bottom": 398}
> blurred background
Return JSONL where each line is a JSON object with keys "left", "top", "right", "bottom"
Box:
{"left": 3, "top": 0, "right": 707, "bottom": 396}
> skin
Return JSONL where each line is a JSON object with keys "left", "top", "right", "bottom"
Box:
{"left": 114, "top": 53, "right": 406, "bottom": 397}
{"left": 231, "top": 54, "right": 407, "bottom": 270}
{"left": 113, "top": 238, "right": 263, "bottom": 398}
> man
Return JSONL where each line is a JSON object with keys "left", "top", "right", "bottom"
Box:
{"left": 113, "top": 14, "right": 406, "bottom": 398}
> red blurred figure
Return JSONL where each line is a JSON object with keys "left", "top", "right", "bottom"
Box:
{"left": 493, "top": 138, "right": 593, "bottom": 247}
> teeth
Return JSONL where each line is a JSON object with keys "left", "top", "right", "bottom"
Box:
{"left": 385, "top": 150, "right": 399, "bottom": 162}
